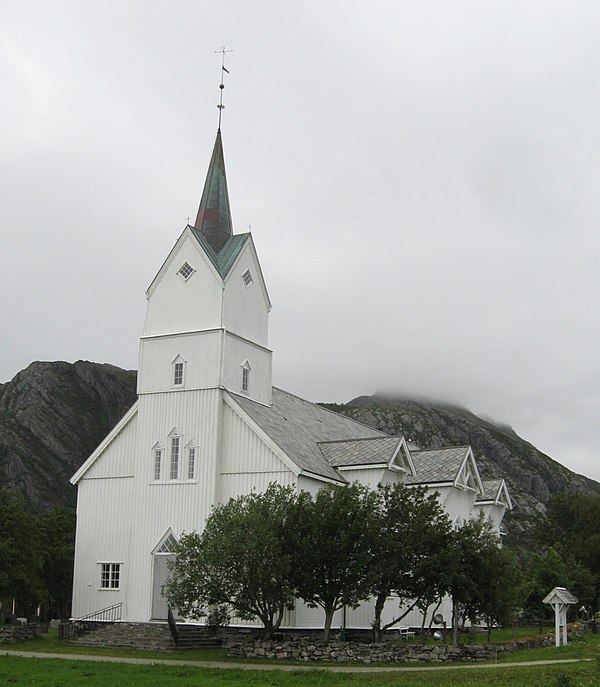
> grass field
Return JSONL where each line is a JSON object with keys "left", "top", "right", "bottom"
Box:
{"left": 0, "top": 654, "right": 598, "bottom": 686}
{"left": 1, "top": 628, "right": 599, "bottom": 686}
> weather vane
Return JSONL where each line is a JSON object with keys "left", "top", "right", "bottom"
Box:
{"left": 215, "top": 45, "right": 233, "bottom": 132}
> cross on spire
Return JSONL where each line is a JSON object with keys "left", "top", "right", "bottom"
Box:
{"left": 214, "top": 45, "right": 233, "bottom": 132}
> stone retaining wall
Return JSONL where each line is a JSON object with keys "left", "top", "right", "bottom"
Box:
{"left": 67, "top": 622, "right": 175, "bottom": 651}
{"left": 0, "top": 625, "right": 42, "bottom": 644}
{"left": 227, "top": 634, "right": 555, "bottom": 663}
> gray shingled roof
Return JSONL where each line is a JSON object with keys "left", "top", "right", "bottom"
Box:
{"left": 406, "top": 446, "right": 469, "bottom": 484}
{"left": 231, "top": 388, "right": 388, "bottom": 482}
{"left": 476, "top": 479, "right": 503, "bottom": 502}
{"left": 318, "top": 437, "right": 403, "bottom": 467}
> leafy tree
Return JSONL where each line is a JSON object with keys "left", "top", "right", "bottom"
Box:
{"left": 37, "top": 507, "right": 76, "bottom": 619}
{"left": 369, "top": 483, "right": 452, "bottom": 640}
{"left": 522, "top": 547, "right": 570, "bottom": 632}
{"left": 165, "top": 483, "right": 297, "bottom": 639}
{"left": 476, "top": 544, "right": 522, "bottom": 640}
{"left": 446, "top": 516, "right": 506, "bottom": 644}
{"left": 543, "top": 493, "right": 600, "bottom": 606}
{"left": 522, "top": 547, "right": 595, "bottom": 632}
{"left": 0, "top": 488, "right": 43, "bottom": 618}
{"left": 290, "top": 483, "right": 378, "bottom": 640}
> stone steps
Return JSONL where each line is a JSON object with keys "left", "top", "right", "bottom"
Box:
{"left": 67, "top": 621, "right": 222, "bottom": 651}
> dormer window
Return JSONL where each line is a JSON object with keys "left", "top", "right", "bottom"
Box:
{"left": 178, "top": 262, "right": 195, "bottom": 281}
{"left": 241, "top": 360, "right": 251, "bottom": 393}
{"left": 242, "top": 269, "right": 253, "bottom": 287}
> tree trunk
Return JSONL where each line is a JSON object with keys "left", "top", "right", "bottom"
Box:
{"left": 261, "top": 618, "right": 274, "bottom": 640}
{"left": 452, "top": 598, "right": 459, "bottom": 646}
{"left": 323, "top": 606, "right": 336, "bottom": 641}
{"left": 372, "top": 593, "right": 386, "bottom": 642}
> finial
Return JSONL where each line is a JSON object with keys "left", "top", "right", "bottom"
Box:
{"left": 214, "top": 45, "right": 233, "bottom": 132}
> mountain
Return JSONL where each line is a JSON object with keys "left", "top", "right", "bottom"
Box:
{"left": 0, "top": 361, "right": 137, "bottom": 512}
{"left": 2, "top": 362, "right": 598, "bottom": 542}
{"left": 320, "top": 394, "right": 600, "bottom": 541}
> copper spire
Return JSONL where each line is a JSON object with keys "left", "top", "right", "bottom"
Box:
{"left": 193, "top": 130, "right": 233, "bottom": 254}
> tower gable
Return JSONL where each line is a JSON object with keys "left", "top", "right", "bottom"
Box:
{"left": 144, "top": 226, "right": 224, "bottom": 338}
{"left": 223, "top": 235, "right": 271, "bottom": 347}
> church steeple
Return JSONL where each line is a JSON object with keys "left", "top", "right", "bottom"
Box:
{"left": 194, "top": 131, "right": 233, "bottom": 254}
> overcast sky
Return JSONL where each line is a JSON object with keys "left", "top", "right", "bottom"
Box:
{"left": 2, "top": 1, "right": 600, "bottom": 481}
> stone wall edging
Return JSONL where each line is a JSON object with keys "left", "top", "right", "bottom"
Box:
{"left": 226, "top": 633, "right": 555, "bottom": 663}
{"left": 0, "top": 625, "right": 42, "bottom": 644}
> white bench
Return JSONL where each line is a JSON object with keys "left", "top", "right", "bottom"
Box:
{"left": 398, "top": 626, "right": 416, "bottom": 639}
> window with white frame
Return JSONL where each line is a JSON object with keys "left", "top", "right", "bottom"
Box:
{"left": 156, "top": 532, "right": 178, "bottom": 554}
{"left": 241, "top": 361, "right": 251, "bottom": 393}
{"left": 187, "top": 446, "right": 196, "bottom": 480}
{"left": 170, "top": 435, "right": 180, "bottom": 480}
{"left": 153, "top": 446, "right": 163, "bottom": 481}
{"left": 178, "top": 261, "right": 195, "bottom": 281}
{"left": 173, "top": 361, "right": 184, "bottom": 386}
{"left": 100, "top": 563, "right": 121, "bottom": 589}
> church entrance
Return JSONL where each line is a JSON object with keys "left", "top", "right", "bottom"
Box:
{"left": 151, "top": 531, "right": 179, "bottom": 621}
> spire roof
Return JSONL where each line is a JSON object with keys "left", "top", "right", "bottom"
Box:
{"left": 194, "top": 130, "right": 233, "bottom": 254}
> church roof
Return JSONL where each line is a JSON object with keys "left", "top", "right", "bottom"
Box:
{"left": 476, "top": 478, "right": 513, "bottom": 509}
{"left": 476, "top": 478, "right": 504, "bottom": 502}
{"left": 232, "top": 388, "right": 388, "bottom": 483}
{"left": 405, "top": 446, "right": 470, "bottom": 484}
{"left": 190, "top": 227, "right": 250, "bottom": 278}
{"left": 318, "top": 436, "right": 405, "bottom": 468}
{"left": 194, "top": 130, "right": 234, "bottom": 254}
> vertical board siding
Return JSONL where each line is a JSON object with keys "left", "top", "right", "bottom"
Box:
{"left": 84, "top": 412, "right": 138, "bottom": 479}
{"left": 71, "top": 478, "right": 136, "bottom": 618}
{"left": 220, "top": 403, "right": 295, "bottom": 502}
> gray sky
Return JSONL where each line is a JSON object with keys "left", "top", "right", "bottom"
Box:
{"left": 2, "top": 1, "right": 600, "bottom": 481}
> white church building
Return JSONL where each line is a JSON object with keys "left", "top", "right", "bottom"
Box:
{"left": 70, "top": 128, "right": 512, "bottom": 629}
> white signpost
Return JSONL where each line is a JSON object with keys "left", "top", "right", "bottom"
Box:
{"left": 543, "top": 587, "right": 577, "bottom": 647}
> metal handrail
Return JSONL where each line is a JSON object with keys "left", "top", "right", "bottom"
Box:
{"left": 167, "top": 606, "right": 179, "bottom": 646}
{"left": 78, "top": 603, "right": 123, "bottom": 623}
{"left": 59, "top": 603, "right": 123, "bottom": 640}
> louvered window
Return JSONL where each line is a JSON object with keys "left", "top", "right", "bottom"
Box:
{"left": 178, "top": 262, "right": 195, "bottom": 280}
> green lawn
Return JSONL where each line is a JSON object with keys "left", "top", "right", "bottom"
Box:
{"left": 0, "top": 654, "right": 598, "bottom": 686}
{"left": 2, "top": 627, "right": 600, "bottom": 686}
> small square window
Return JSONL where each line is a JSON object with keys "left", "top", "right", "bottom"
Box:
{"left": 100, "top": 563, "right": 120, "bottom": 589}
{"left": 178, "top": 262, "right": 195, "bottom": 280}
{"left": 242, "top": 269, "right": 253, "bottom": 287}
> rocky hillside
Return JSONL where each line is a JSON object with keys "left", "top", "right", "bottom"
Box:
{"left": 2, "top": 361, "right": 599, "bottom": 543}
{"left": 321, "top": 394, "right": 600, "bottom": 541}
{"left": 0, "top": 361, "right": 137, "bottom": 512}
